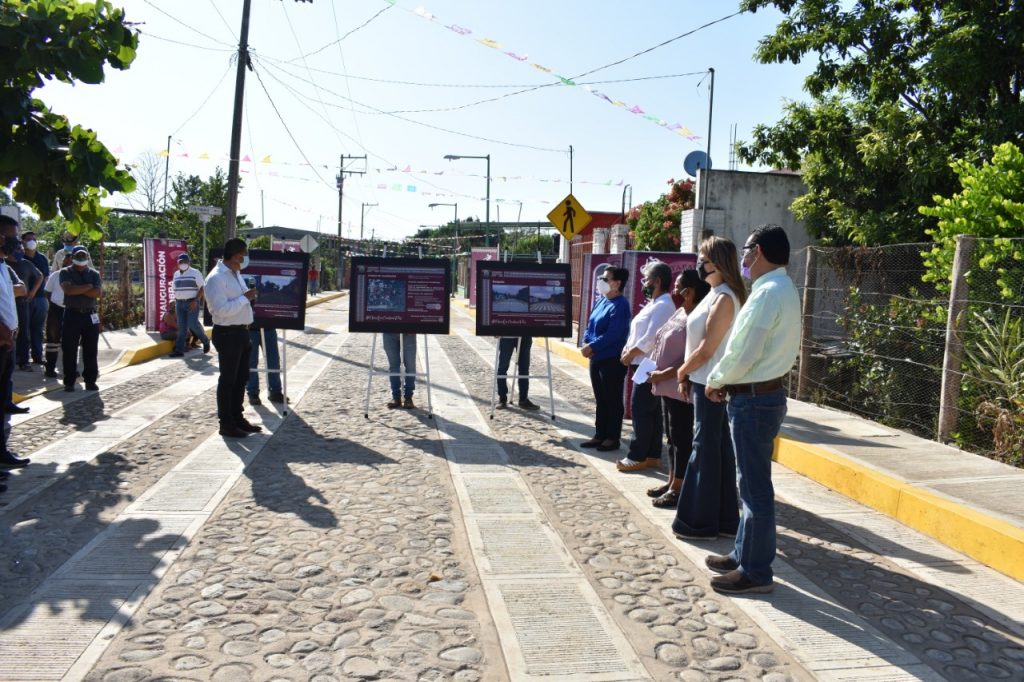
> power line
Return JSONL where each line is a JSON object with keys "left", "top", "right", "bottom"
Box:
{"left": 288, "top": 4, "right": 393, "bottom": 62}
{"left": 170, "top": 63, "right": 233, "bottom": 137}
{"left": 138, "top": 29, "right": 234, "bottom": 53}
{"left": 207, "top": 0, "right": 237, "bottom": 41}
{"left": 143, "top": 0, "right": 235, "bottom": 48}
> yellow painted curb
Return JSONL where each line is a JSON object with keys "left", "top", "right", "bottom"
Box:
{"left": 306, "top": 291, "right": 347, "bottom": 308}
{"left": 774, "top": 438, "right": 1024, "bottom": 582}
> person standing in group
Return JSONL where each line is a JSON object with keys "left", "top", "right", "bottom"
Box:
{"left": 703, "top": 224, "right": 801, "bottom": 595}
{"left": 496, "top": 336, "right": 540, "bottom": 411}
{"left": 645, "top": 269, "right": 711, "bottom": 508}
{"left": 205, "top": 238, "right": 262, "bottom": 438}
{"left": 7, "top": 238, "right": 42, "bottom": 372}
{"left": 21, "top": 231, "right": 49, "bottom": 367}
{"left": 580, "top": 266, "right": 631, "bottom": 451}
{"left": 0, "top": 221, "right": 29, "bottom": 473}
{"left": 60, "top": 246, "right": 102, "bottom": 392}
{"left": 0, "top": 218, "right": 27, "bottom": 420}
{"left": 671, "top": 237, "right": 747, "bottom": 541}
{"left": 382, "top": 332, "right": 416, "bottom": 409}
{"left": 616, "top": 260, "right": 676, "bottom": 471}
{"left": 248, "top": 327, "right": 287, "bottom": 405}
{"left": 169, "top": 253, "right": 210, "bottom": 358}
{"left": 43, "top": 250, "right": 72, "bottom": 378}
{"left": 307, "top": 264, "right": 319, "bottom": 297}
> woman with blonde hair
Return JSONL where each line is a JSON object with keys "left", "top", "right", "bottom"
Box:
{"left": 672, "top": 236, "right": 747, "bottom": 540}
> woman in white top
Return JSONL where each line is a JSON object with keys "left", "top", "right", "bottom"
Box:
{"left": 43, "top": 250, "right": 71, "bottom": 378}
{"left": 671, "top": 237, "right": 747, "bottom": 540}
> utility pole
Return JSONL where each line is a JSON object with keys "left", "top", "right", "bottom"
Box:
{"left": 163, "top": 135, "right": 171, "bottom": 210}
{"left": 225, "top": 0, "right": 253, "bottom": 239}
{"left": 336, "top": 154, "right": 366, "bottom": 290}
{"left": 699, "top": 67, "right": 715, "bottom": 234}
{"left": 569, "top": 145, "right": 574, "bottom": 195}
{"left": 360, "top": 202, "right": 378, "bottom": 251}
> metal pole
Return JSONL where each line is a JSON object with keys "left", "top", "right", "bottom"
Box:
{"left": 260, "top": 189, "right": 265, "bottom": 228}
{"left": 699, "top": 67, "right": 714, "bottom": 234}
{"left": 336, "top": 170, "right": 344, "bottom": 290}
{"left": 569, "top": 145, "right": 573, "bottom": 195}
{"left": 281, "top": 329, "right": 288, "bottom": 416}
{"left": 485, "top": 155, "right": 491, "bottom": 246}
{"left": 225, "top": 0, "right": 253, "bottom": 239}
{"left": 163, "top": 135, "right": 171, "bottom": 209}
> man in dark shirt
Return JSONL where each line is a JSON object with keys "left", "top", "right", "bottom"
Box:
{"left": 6, "top": 242, "right": 41, "bottom": 371}
{"left": 59, "top": 246, "right": 102, "bottom": 392}
{"left": 21, "top": 231, "right": 49, "bottom": 366}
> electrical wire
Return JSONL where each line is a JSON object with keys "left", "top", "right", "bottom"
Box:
{"left": 138, "top": 29, "right": 235, "bottom": 53}
{"left": 207, "top": 0, "right": 237, "bottom": 41}
{"left": 143, "top": 0, "right": 236, "bottom": 48}
{"left": 287, "top": 3, "right": 393, "bottom": 63}
{"left": 280, "top": 0, "right": 343, "bottom": 148}
{"left": 170, "top": 63, "right": 233, "bottom": 137}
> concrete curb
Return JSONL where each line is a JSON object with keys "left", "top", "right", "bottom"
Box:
{"left": 542, "top": 330, "right": 1024, "bottom": 583}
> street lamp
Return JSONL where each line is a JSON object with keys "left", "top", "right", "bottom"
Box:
{"left": 360, "top": 202, "right": 377, "bottom": 254}
{"left": 428, "top": 202, "right": 459, "bottom": 250}
{"left": 443, "top": 154, "right": 490, "bottom": 245}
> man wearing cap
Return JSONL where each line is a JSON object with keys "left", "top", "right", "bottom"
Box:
{"left": 0, "top": 215, "right": 30, "bottom": 475}
{"left": 170, "top": 253, "right": 210, "bottom": 358}
{"left": 21, "top": 231, "right": 49, "bottom": 367}
{"left": 205, "top": 238, "right": 261, "bottom": 439}
{"left": 59, "top": 246, "right": 102, "bottom": 392}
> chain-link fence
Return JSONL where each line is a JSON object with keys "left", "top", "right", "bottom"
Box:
{"left": 788, "top": 239, "right": 1024, "bottom": 468}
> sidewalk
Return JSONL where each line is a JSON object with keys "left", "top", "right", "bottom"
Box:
{"left": 11, "top": 290, "right": 346, "bottom": 403}
{"left": 541, "top": 334, "right": 1024, "bottom": 583}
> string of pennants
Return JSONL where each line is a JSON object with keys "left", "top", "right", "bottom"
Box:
{"left": 391, "top": 1, "right": 702, "bottom": 140}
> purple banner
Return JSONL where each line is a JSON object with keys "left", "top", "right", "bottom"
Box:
{"left": 143, "top": 238, "right": 188, "bottom": 332}
{"left": 468, "top": 247, "right": 499, "bottom": 307}
{"left": 349, "top": 257, "right": 451, "bottom": 335}
{"left": 476, "top": 262, "right": 572, "bottom": 338}
{"left": 577, "top": 253, "right": 623, "bottom": 346}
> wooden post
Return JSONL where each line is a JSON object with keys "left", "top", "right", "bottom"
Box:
{"left": 796, "top": 247, "right": 818, "bottom": 401}
{"left": 938, "top": 235, "right": 976, "bottom": 442}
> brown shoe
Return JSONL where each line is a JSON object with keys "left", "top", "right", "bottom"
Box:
{"left": 403, "top": 397, "right": 415, "bottom": 409}
{"left": 580, "top": 437, "right": 603, "bottom": 448}
{"left": 616, "top": 457, "right": 658, "bottom": 471}
{"left": 387, "top": 398, "right": 402, "bottom": 409}
{"left": 710, "top": 569, "right": 773, "bottom": 594}
{"left": 705, "top": 554, "right": 739, "bottom": 574}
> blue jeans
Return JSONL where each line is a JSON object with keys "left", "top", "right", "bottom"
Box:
{"left": 627, "top": 379, "right": 663, "bottom": 461}
{"left": 497, "top": 336, "right": 532, "bottom": 401}
{"left": 727, "top": 388, "right": 787, "bottom": 584}
{"left": 175, "top": 299, "right": 209, "bottom": 354}
{"left": 247, "top": 328, "right": 281, "bottom": 395}
{"left": 673, "top": 383, "right": 739, "bottom": 537}
{"left": 27, "top": 296, "right": 47, "bottom": 362}
{"left": 382, "top": 333, "right": 416, "bottom": 399}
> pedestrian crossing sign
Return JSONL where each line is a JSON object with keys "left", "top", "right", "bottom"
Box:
{"left": 547, "top": 193, "right": 592, "bottom": 240}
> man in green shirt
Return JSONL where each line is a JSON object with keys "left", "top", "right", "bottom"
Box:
{"left": 703, "top": 224, "right": 801, "bottom": 594}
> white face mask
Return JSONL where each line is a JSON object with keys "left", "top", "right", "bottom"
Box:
{"left": 597, "top": 279, "right": 611, "bottom": 296}
{"left": 24, "top": 240, "right": 37, "bottom": 251}
{"left": 178, "top": 263, "right": 189, "bottom": 272}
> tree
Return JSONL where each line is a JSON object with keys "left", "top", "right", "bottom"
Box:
{"left": 165, "top": 168, "right": 249, "bottom": 259}
{"left": 0, "top": 1, "right": 139, "bottom": 238}
{"left": 125, "top": 151, "right": 166, "bottom": 212}
{"left": 737, "top": 0, "right": 1024, "bottom": 245}
{"left": 627, "top": 178, "right": 694, "bottom": 251}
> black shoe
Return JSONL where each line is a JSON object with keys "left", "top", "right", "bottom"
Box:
{"left": 595, "top": 440, "right": 620, "bottom": 451}
{"left": 0, "top": 470, "right": 9, "bottom": 480}
{"left": 219, "top": 426, "right": 249, "bottom": 439}
{"left": 705, "top": 554, "right": 739, "bottom": 575}
{"left": 64, "top": 384, "right": 75, "bottom": 392}
{"left": 710, "top": 569, "right": 773, "bottom": 594}
{"left": 580, "top": 437, "right": 603, "bottom": 448}
{"left": 85, "top": 383, "right": 98, "bottom": 391}
{"left": 31, "top": 359, "right": 43, "bottom": 365}
{"left": 518, "top": 399, "right": 540, "bottom": 411}
{"left": 169, "top": 351, "right": 184, "bottom": 358}
{"left": 267, "top": 392, "right": 289, "bottom": 404}
{"left": 44, "top": 369, "right": 57, "bottom": 378}
{"left": 203, "top": 342, "right": 211, "bottom": 354}
{"left": 18, "top": 364, "right": 32, "bottom": 372}
{"left": 0, "top": 483, "right": 6, "bottom": 494}
{"left": 497, "top": 396, "right": 508, "bottom": 409}
{"left": 248, "top": 393, "right": 262, "bottom": 406}
{"left": 0, "top": 451, "right": 31, "bottom": 469}
{"left": 237, "top": 420, "right": 263, "bottom": 433}
{"left": 8, "top": 405, "right": 29, "bottom": 415}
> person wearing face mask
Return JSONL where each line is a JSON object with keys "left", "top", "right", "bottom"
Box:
{"left": 21, "top": 231, "right": 49, "bottom": 367}
{"left": 702, "top": 224, "right": 800, "bottom": 595}
{"left": 205, "top": 238, "right": 261, "bottom": 439}
{"left": 169, "top": 253, "right": 210, "bottom": 358}
{"left": 59, "top": 246, "right": 102, "bottom": 392}
{"left": 615, "top": 260, "right": 676, "bottom": 472}
{"left": 6, "top": 237, "right": 42, "bottom": 372}
{"left": 0, "top": 215, "right": 30, "bottom": 474}
{"left": 43, "top": 251, "right": 72, "bottom": 378}
{"left": 671, "top": 237, "right": 747, "bottom": 542}
{"left": 580, "top": 266, "right": 631, "bottom": 451}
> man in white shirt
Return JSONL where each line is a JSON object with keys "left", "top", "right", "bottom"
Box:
{"left": 205, "top": 238, "right": 261, "bottom": 439}
{"left": 617, "top": 260, "right": 676, "bottom": 471}
{"left": 0, "top": 216, "right": 29, "bottom": 472}
{"left": 169, "top": 253, "right": 210, "bottom": 357}
{"left": 43, "top": 250, "right": 72, "bottom": 377}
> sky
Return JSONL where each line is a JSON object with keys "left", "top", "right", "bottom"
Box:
{"left": 39, "top": 0, "right": 815, "bottom": 244}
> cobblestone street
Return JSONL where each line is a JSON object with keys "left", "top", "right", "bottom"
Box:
{"left": 1, "top": 297, "right": 1022, "bottom": 681}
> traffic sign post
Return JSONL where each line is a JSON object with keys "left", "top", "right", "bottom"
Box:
{"left": 186, "top": 205, "right": 223, "bottom": 268}
{"left": 299, "top": 234, "right": 319, "bottom": 253}
{"left": 547, "top": 193, "right": 592, "bottom": 241}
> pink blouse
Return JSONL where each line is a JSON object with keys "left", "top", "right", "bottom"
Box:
{"left": 649, "top": 306, "right": 690, "bottom": 402}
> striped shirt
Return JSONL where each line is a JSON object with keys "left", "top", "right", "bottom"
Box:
{"left": 172, "top": 266, "right": 205, "bottom": 300}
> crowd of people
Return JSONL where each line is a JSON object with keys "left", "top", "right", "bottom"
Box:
{"left": 580, "top": 224, "right": 801, "bottom": 595}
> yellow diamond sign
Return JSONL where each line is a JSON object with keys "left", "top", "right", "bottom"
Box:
{"left": 547, "top": 193, "right": 592, "bottom": 240}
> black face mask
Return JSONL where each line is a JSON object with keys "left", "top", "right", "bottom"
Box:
{"left": 697, "top": 262, "right": 712, "bottom": 281}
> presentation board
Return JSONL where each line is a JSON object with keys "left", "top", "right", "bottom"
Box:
{"left": 476, "top": 261, "right": 572, "bottom": 338}
{"left": 620, "top": 251, "right": 698, "bottom": 319}
{"left": 349, "top": 257, "right": 451, "bottom": 335}
{"left": 206, "top": 249, "right": 310, "bottom": 331}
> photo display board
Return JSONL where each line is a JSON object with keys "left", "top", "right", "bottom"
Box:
{"left": 476, "top": 261, "right": 572, "bottom": 338}
{"left": 207, "top": 249, "right": 309, "bottom": 330}
{"left": 349, "top": 257, "right": 451, "bottom": 335}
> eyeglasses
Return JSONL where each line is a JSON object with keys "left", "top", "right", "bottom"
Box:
{"left": 742, "top": 244, "right": 757, "bottom": 253}
{"left": 598, "top": 277, "right": 611, "bottom": 282}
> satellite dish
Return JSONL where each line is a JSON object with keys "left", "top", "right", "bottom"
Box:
{"left": 683, "top": 150, "right": 711, "bottom": 177}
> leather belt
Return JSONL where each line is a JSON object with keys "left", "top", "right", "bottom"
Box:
{"left": 214, "top": 324, "right": 250, "bottom": 330}
{"left": 724, "top": 377, "right": 785, "bottom": 396}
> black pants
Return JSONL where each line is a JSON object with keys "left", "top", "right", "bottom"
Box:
{"left": 62, "top": 308, "right": 99, "bottom": 386}
{"left": 627, "top": 380, "right": 663, "bottom": 461}
{"left": 212, "top": 325, "right": 251, "bottom": 427}
{"left": 663, "top": 396, "right": 695, "bottom": 480}
{"left": 45, "top": 303, "right": 63, "bottom": 373}
{"left": 0, "top": 345, "right": 11, "bottom": 454}
{"left": 497, "top": 336, "right": 532, "bottom": 401}
{"left": 589, "top": 356, "right": 627, "bottom": 442}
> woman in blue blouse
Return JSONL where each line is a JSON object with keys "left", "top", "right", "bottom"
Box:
{"left": 580, "top": 266, "right": 632, "bottom": 451}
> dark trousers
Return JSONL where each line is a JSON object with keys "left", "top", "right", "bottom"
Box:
{"left": 27, "top": 296, "right": 46, "bottom": 362}
{"left": 62, "top": 308, "right": 99, "bottom": 386}
{"left": 0, "top": 345, "right": 11, "bottom": 454}
{"left": 45, "top": 303, "right": 63, "bottom": 373}
{"left": 627, "top": 380, "right": 663, "bottom": 460}
{"left": 672, "top": 383, "right": 740, "bottom": 538}
{"left": 589, "top": 356, "right": 627, "bottom": 442}
{"left": 497, "top": 336, "right": 532, "bottom": 401}
{"left": 212, "top": 325, "right": 251, "bottom": 427}
{"left": 15, "top": 300, "right": 28, "bottom": 366}
{"left": 663, "top": 397, "right": 695, "bottom": 480}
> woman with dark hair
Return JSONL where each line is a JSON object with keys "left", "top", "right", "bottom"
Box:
{"left": 672, "top": 236, "right": 747, "bottom": 539}
{"left": 580, "top": 267, "right": 631, "bottom": 451}
{"left": 645, "top": 269, "right": 711, "bottom": 508}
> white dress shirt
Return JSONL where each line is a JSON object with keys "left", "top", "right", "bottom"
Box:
{"left": 44, "top": 270, "right": 65, "bottom": 307}
{"left": 0, "top": 264, "right": 21, "bottom": 331}
{"left": 204, "top": 260, "right": 254, "bottom": 326}
{"left": 624, "top": 292, "right": 676, "bottom": 364}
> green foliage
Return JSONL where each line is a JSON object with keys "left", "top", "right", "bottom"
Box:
{"left": 164, "top": 168, "right": 249, "bottom": 256}
{"left": 738, "top": 1, "right": 1024, "bottom": 245}
{"left": 0, "top": 1, "right": 140, "bottom": 238}
{"left": 506, "top": 232, "right": 554, "bottom": 256}
{"left": 919, "top": 142, "right": 1024, "bottom": 299}
{"left": 248, "top": 235, "right": 271, "bottom": 250}
{"left": 626, "top": 178, "right": 694, "bottom": 251}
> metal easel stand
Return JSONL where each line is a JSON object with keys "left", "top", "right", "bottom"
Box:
{"left": 364, "top": 333, "right": 434, "bottom": 419}
{"left": 489, "top": 336, "right": 557, "bottom": 421}
{"left": 251, "top": 330, "right": 289, "bottom": 417}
